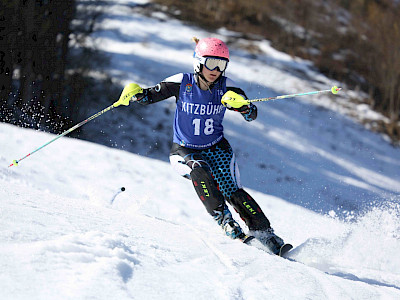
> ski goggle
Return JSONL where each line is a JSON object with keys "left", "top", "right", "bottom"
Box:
{"left": 202, "top": 57, "right": 228, "bottom": 72}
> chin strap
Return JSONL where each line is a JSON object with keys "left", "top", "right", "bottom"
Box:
{"left": 195, "top": 68, "right": 223, "bottom": 91}
{"left": 196, "top": 73, "right": 212, "bottom": 94}
{"left": 197, "top": 72, "right": 209, "bottom": 83}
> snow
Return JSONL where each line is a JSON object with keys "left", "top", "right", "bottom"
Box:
{"left": 1, "top": 0, "right": 400, "bottom": 299}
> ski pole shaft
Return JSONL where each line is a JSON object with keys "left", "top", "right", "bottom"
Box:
{"left": 248, "top": 86, "right": 341, "bottom": 103}
{"left": 8, "top": 83, "right": 143, "bottom": 167}
{"left": 8, "top": 103, "right": 116, "bottom": 167}
{"left": 110, "top": 187, "right": 126, "bottom": 204}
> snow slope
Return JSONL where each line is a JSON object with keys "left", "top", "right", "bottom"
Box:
{"left": 1, "top": 123, "right": 400, "bottom": 300}
{"left": 2, "top": 0, "right": 400, "bottom": 299}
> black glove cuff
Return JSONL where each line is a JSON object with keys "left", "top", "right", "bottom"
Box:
{"left": 235, "top": 105, "right": 251, "bottom": 114}
{"left": 136, "top": 89, "right": 151, "bottom": 105}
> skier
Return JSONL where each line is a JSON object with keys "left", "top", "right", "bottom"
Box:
{"left": 120, "top": 37, "right": 286, "bottom": 254}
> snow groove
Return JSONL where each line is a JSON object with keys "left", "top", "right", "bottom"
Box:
{"left": 189, "top": 225, "right": 237, "bottom": 270}
{"left": 39, "top": 231, "right": 140, "bottom": 285}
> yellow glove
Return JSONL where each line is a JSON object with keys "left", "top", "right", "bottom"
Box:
{"left": 113, "top": 83, "right": 143, "bottom": 107}
{"left": 221, "top": 91, "right": 250, "bottom": 108}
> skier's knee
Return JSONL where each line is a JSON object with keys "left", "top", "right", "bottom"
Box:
{"left": 169, "top": 153, "right": 209, "bottom": 180}
{"left": 169, "top": 154, "right": 192, "bottom": 179}
{"left": 190, "top": 164, "right": 215, "bottom": 184}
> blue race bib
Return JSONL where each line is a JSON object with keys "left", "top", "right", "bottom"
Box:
{"left": 173, "top": 73, "right": 227, "bottom": 149}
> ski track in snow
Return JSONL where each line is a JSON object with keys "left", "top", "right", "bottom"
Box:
{"left": 2, "top": 0, "right": 400, "bottom": 299}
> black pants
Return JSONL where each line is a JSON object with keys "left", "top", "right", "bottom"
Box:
{"left": 170, "top": 139, "right": 271, "bottom": 231}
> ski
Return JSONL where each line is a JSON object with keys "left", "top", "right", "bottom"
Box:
{"left": 238, "top": 233, "right": 255, "bottom": 244}
{"left": 241, "top": 235, "right": 293, "bottom": 257}
{"left": 279, "top": 243, "right": 293, "bottom": 257}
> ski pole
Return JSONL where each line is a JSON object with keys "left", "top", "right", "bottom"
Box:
{"left": 248, "top": 86, "right": 341, "bottom": 103}
{"left": 8, "top": 104, "right": 115, "bottom": 167}
{"left": 110, "top": 187, "right": 126, "bottom": 205}
{"left": 8, "top": 83, "right": 142, "bottom": 167}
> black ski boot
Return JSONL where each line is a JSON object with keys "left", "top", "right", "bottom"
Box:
{"left": 253, "top": 228, "right": 285, "bottom": 255}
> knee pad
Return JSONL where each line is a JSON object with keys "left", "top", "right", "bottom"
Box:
{"left": 190, "top": 166, "right": 224, "bottom": 215}
{"left": 229, "top": 189, "right": 271, "bottom": 231}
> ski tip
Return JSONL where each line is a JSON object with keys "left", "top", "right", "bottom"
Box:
{"left": 279, "top": 243, "right": 293, "bottom": 257}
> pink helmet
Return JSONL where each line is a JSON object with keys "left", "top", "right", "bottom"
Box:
{"left": 193, "top": 37, "right": 229, "bottom": 73}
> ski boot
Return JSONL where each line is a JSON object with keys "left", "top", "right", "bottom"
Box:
{"left": 254, "top": 228, "right": 285, "bottom": 255}
{"left": 214, "top": 208, "right": 245, "bottom": 240}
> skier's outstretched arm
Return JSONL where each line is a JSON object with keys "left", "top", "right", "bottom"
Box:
{"left": 120, "top": 73, "right": 183, "bottom": 105}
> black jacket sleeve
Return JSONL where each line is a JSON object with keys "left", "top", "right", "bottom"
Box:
{"left": 137, "top": 74, "right": 182, "bottom": 105}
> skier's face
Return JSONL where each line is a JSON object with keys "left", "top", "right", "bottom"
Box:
{"left": 202, "top": 67, "right": 221, "bottom": 82}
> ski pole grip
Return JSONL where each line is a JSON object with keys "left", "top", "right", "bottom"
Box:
{"left": 114, "top": 83, "right": 143, "bottom": 107}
